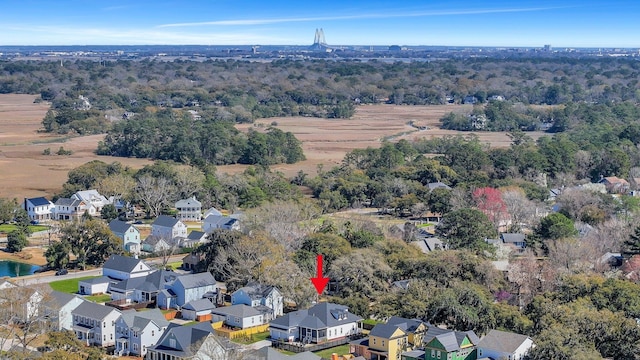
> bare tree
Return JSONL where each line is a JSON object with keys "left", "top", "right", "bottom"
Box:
{"left": 546, "top": 237, "right": 597, "bottom": 274}
{"left": 136, "top": 176, "right": 177, "bottom": 218}
{"left": 174, "top": 166, "right": 205, "bottom": 199}
{"left": 501, "top": 188, "right": 536, "bottom": 231}
{"left": 97, "top": 173, "right": 135, "bottom": 203}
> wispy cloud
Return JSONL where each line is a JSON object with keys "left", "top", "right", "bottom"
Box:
{"left": 158, "top": 6, "right": 569, "bottom": 28}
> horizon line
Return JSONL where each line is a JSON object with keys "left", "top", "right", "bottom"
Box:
{"left": 0, "top": 44, "right": 638, "bottom": 49}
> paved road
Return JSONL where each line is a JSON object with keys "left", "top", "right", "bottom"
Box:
{"left": 13, "top": 254, "right": 187, "bottom": 287}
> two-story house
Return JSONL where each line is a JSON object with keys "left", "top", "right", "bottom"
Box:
{"left": 72, "top": 301, "right": 121, "bottom": 347}
{"left": 0, "top": 286, "right": 44, "bottom": 321}
{"left": 103, "top": 255, "right": 154, "bottom": 281}
{"left": 110, "top": 270, "right": 178, "bottom": 305}
{"left": 71, "top": 189, "right": 110, "bottom": 215}
{"left": 231, "top": 284, "right": 283, "bottom": 321}
{"left": 53, "top": 198, "right": 88, "bottom": 220}
{"left": 423, "top": 327, "right": 479, "bottom": 360}
{"left": 109, "top": 219, "right": 142, "bottom": 255}
{"left": 269, "top": 302, "right": 363, "bottom": 344}
{"left": 164, "top": 272, "right": 218, "bottom": 307}
{"left": 368, "top": 324, "right": 408, "bottom": 360}
{"left": 115, "top": 308, "right": 170, "bottom": 357}
{"left": 146, "top": 322, "right": 236, "bottom": 360}
{"left": 151, "top": 215, "right": 188, "bottom": 241}
{"left": 43, "top": 291, "right": 85, "bottom": 331}
{"left": 477, "top": 329, "right": 535, "bottom": 360}
{"left": 175, "top": 196, "right": 202, "bottom": 222}
{"left": 23, "top": 197, "right": 54, "bottom": 222}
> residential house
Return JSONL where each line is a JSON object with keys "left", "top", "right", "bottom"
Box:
{"left": 181, "top": 231, "right": 207, "bottom": 249}
{"left": 146, "top": 322, "right": 237, "bottom": 360}
{"left": 142, "top": 235, "right": 174, "bottom": 253}
{"left": 115, "top": 308, "right": 170, "bottom": 357}
{"left": 269, "top": 302, "right": 363, "bottom": 344}
{"left": 0, "top": 279, "right": 17, "bottom": 290}
{"left": 211, "top": 304, "right": 265, "bottom": 329}
{"left": 477, "top": 329, "right": 535, "bottom": 360}
{"left": 103, "top": 255, "right": 154, "bottom": 281}
{"left": 175, "top": 196, "right": 202, "bottom": 222}
{"left": 169, "top": 271, "right": 218, "bottom": 307}
{"left": 72, "top": 301, "right": 121, "bottom": 347}
{"left": 401, "top": 350, "right": 426, "bottom": 360}
{"left": 53, "top": 198, "right": 87, "bottom": 220}
{"left": 78, "top": 276, "right": 112, "bottom": 295}
{"left": 367, "top": 324, "right": 408, "bottom": 360}
{"left": 599, "top": 176, "right": 630, "bottom": 194}
{"left": 411, "top": 237, "right": 446, "bottom": 254}
{"left": 203, "top": 213, "right": 240, "bottom": 233}
{"left": 71, "top": 189, "right": 110, "bottom": 215}
{"left": 0, "top": 286, "right": 44, "bottom": 321}
{"left": 109, "top": 270, "right": 178, "bottom": 305}
{"left": 252, "top": 346, "right": 321, "bottom": 360}
{"left": 43, "top": 290, "right": 85, "bottom": 331}
{"left": 203, "top": 207, "right": 223, "bottom": 219}
{"left": 151, "top": 215, "right": 188, "bottom": 242}
{"left": 23, "top": 197, "right": 54, "bottom": 221}
{"left": 182, "top": 252, "right": 204, "bottom": 272}
{"left": 109, "top": 219, "right": 141, "bottom": 255}
{"left": 156, "top": 289, "right": 178, "bottom": 310}
{"left": 423, "top": 327, "right": 479, "bottom": 360}
{"left": 386, "top": 316, "right": 428, "bottom": 347}
{"left": 182, "top": 299, "right": 216, "bottom": 321}
{"left": 500, "top": 233, "right": 526, "bottom": 252}
{"left": 231, "top": 283, "right": 284, "bottom": 320}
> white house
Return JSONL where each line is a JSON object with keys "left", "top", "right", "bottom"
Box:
{"left": 181, "top": 231, "right": 208, "bottom": 249}
{"left": 231, "top": 284, "right": 283, "bottom": 321}
{"left": 71, "top": 189, "right": 110, "bottom": 215}
{"left": 115, "top": 308, "right": 169, "bottom": 357}
{"left": 103, "top": 255, "right": 154, "bottom": 281}
{"left": 23, "top": 197, "right": 54, "bottom": 221}
{"left": 54, "top": 198, "right": 88, "bottom": 220}
{"left": 175, "top": 196, "right": 202, "bottom": 222}
{"left": 72, "top": 301, "right": 121, "bottom": 347}
{"left": 44, "top": 291, "right": 85, "bottom": 331}
{"left": 78, "top": 276, "right": 111, "bottom": 295}
{"left": 211, "top": 304, "right": 265, "bottom": 329}
{"left": 477, "top": 329, "right": 535, "bottom": 360}
{"left": 0, "top": 286, "right": 44, "bottom": 321}
{"left": 109, "top": 219, "right": 141, "bottom": 255}
{"left": 203, "top": 214, "right": 240, "bottom": 233}
{"left": 269, "top": 302, "right": 363, "bottom": 343}
{"left": 181, "top": 298, "right": 216, "bottom": 321}
{"left": 151, "top": 215, "right": 188, "bottom": 240}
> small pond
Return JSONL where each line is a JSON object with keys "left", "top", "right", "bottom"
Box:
{"left": 0, "top": 260, "right": 40, "bottom": 277}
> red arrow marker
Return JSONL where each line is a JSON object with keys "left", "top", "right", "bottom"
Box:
{"left": 310, "top": 254, "right": 330, "bottom": 295}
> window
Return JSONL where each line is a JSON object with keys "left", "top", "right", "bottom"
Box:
{"left": 103, "top": 335, "right": 106, "bottom": 341}
{"left": 382, "top": 340, "right": 385, "bottom": 347}
{"left": 110, "top": 334, "right": 113, "bottom": 340}
{"left": 103, "top": 321, "right": 106, "bottom": 328}
{"left": 437, "top": 351, "right": 441, "bottom": 359}
{"left": 169, "top": 339, "right": 176, "bottom": 348}
{"left": 152, "top": 330, "right": 155, "bottom": 336}
{"left": 373, "top": 338, "right": 376, "bottom": 345}
{"left": 431, "top": 350, "right": 436, "bottom": 358}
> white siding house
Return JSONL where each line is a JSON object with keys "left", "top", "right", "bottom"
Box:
{"left": 211, "top": 304, "right": 265, "bottom": 329}
{"left": 23, "top": 197, "right": 54, "bottom": 221}
{"left": 103, "top": 255, "right": 154, "bottom": 281}
{"left": 175, "top": 196, "right": 202, "bottom": 221}
{"left": 114, "top": 308, "right": 169, "bottom": 357}
{"left": 477, "top": 329, "right": 535, "bottom": 360}
{"left": 72, "top": 302, "right": 121, "bottom": 347}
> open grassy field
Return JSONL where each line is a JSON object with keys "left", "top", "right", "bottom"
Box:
{"left": 49, "top": 275, "right": 99, "bottom": 293}
{"left": 0, "top": 94, "right": 152, "bottom": 200}
{"left": 0, "top": 94, "right": 549, "bottom": 199}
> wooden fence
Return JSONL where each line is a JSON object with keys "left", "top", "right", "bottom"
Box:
{"left": 214, "top": 324, "right": 270, "bottom": 339}
{"left": 272, "top": 334, "right": 365, "bottom": 354}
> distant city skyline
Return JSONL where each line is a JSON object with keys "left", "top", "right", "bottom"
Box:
{"left": 1, "top": 0, "right": 638, "bottom": 48}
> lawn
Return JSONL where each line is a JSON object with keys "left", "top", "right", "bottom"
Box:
{"left": 233, "top": 331, "right": 270, "bottom": 344}
{"left": 0, "top": 224, "right": 48, "bottom": 234}
{"left": 49, "top": 276, "right": 99, "bottom": 293}
{"left": 86, "top": 294, "right": 111, "bottom": 303}
{"left": 165, "top": 261, "right": 182, "bottom": 270}
{"left": 313, "top": 344, "right": 351, "bottom": 359}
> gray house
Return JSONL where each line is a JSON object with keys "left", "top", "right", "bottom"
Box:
{"left": 175, "top": 196, "right": 202, "bottom": 222}
{"left": 146, "top": 322, "right": 237, "bottom": 360}
{"left": 203, "top": 214, "right": 240, "bottom": 233}
{"left": 181, "top": 231, "right": 207, "bottom": 249}
{"left": 182, "top": 298, "right": 216, "bottom": 321}
{"left": 169, "top": 272, "right": 218, "bottom": 307}
{"left": 151, "top": 215, "right": 188, "bottom": 240}
{"left": 115, "top": 308, "right": 170, "bottom": 357}
{"left": 103, "top": 255, "right": 154, "bottom": 281}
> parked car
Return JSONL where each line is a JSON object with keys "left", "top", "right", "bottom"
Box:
{"left": 30, "top": 220, "right": 39, "bottom": 225}
{"left": 55, "top": 268, "right": 68, "bottom": 276}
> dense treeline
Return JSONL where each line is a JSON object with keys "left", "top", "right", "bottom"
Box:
{"left": 2, "top": 56, "right": 640, "bottom": 134}
{"left": 96, "top": 108, "right": 304, "bottom": 166}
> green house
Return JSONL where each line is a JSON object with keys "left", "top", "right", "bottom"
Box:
{"left": 423, "top": 327, "right": 479, "bottom": 360}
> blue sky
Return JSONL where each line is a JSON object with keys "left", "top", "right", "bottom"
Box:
{"left": 0, "top": 0, "right": 638, "bottom": 47}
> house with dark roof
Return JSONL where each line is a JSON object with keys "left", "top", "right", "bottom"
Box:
{"left": 269, "top": 302, "right": 363, "bottom": 344}
{"left": 151, "top": 215, "right": 188, "bottom": 240}
{"left": 142, "top": 235, "right": 174, "bottom": 253}
{"left": 211, "top": 304, "right": 266, "bottom": 329}
{"left": 351, "top": 317, "right": 427, "bottom": 360}
{"left": 109, "top": 219, "right": 141, "bottom": 255}
{"left": 23, "top": 197, "right": 54, "bottom": 221}
{"left": 72, "top": 301, "right": 121, "bottom": 347}
{"left": 167, "top": 272, "right": 218, "bottom": 307}
{"left": 386, "top": 316, "right": 428, "bottom": 347}
{"left": 43, "top": 290, "right": 85, "bottom": 331}
{"left": 146, "top": 322, "right": 237, "bottom": 360}
{"left": 109, "top": 270, "right": 178, "bottom": 305}
{"left": 181, "top": 230, "right": 208, "bottom": 249}
{"left": 203, "top": 213, "right": 240, "bottom": 233}
{"left": 114, "top": 308, "right": 169, "bottom": 357}
{"left": 175, "top": 196, "right": 202, "bottom": 222}
{"left": 103, "top": 255, "right": 154, "bottom": 281}
{"left": 500, "top": 233, "right": 526, "bottom": 252}
{"left": 231, "top": 283, "right": 284, "bottom": 320}
{"left": 53, "top": 197, "right": 87, "bottom": 220}
{"left": 423, "top": 327, "right": 479, "bottom": 360}
{"left": 477, "top": 329, "right": 534, "bottom": 360}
